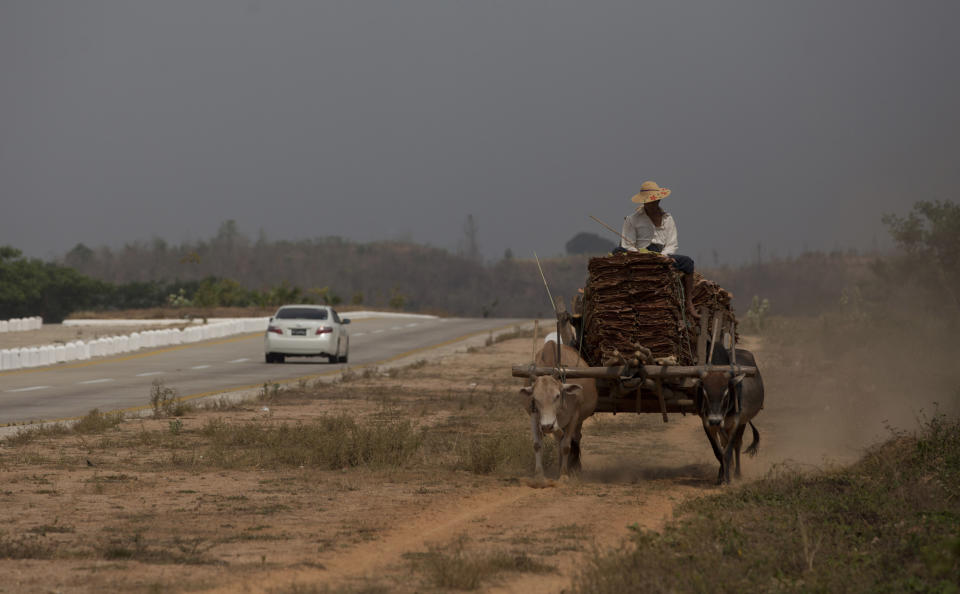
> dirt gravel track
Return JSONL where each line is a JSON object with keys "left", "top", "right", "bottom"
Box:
{"left": 0, "top": 324, "right": 922, "bottom": 593}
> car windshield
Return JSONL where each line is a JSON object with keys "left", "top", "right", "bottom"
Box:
{"left": 275, "top": 307, "right": 328, "bottom": 320}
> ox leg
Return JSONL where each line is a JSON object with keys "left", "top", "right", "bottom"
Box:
{"left": 722, "top": 443, "right": 735, "bottom": 484}
{"left": 530, "top": 415, "right": 544, "bottom": 477}
{"left": 558, "top": 433, "right": 572, "bottom": 478}
{"left": 719, "top": 429, "right": 740, "bottom": 484}
{"left": 568, "top": 423, "right": 584, "bottom": 473}
{"left": 702, "top": 423, "right": 725, "bottom": 484}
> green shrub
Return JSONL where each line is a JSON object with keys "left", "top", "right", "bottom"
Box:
{"left": 573, "top": 415, "right": 960, "bottom": 593}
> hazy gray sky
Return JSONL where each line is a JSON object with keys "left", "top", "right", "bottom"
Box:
{"left": 2, "top": 1, "right": 958, "bottom": 265}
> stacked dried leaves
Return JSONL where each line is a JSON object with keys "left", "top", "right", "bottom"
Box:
{"left": 690, "top": 273, "right": 735, "bottom": 316}
{"left": 581, "top": 252, "right": 692, "bottom": 365}
{"left": 580, "top": 252, "right": 736, "bottom": 366}
{"left": 690, "top": 273, "right": 739, "bottom": 346}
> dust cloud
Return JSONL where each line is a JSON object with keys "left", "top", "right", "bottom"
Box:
{"left": 744, "top": 310, "right": 960, "bottom": 473}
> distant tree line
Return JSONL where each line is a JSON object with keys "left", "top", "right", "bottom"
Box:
{"left": 4, "top": 201, "right": 955, "bottom": 323}
{"left": 58, "top": 220, "right": 592, "bottom": 319}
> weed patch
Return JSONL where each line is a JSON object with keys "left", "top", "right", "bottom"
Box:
{"left": 0, "top": 533, "right": 57, "bottom": 559}
{"left": 3, "top": 409, "right": 122, "bottom": 446}
{"left": 453, "top": 429, "right": 546, "bottom": 475}
{"left": 338, "top": 366, "right": 381, "bottom": 383}
{"left": 573, "top": 415, "right": 960, "bottom": 593}
{"left": 409, "top": 535, "right": 553, "bottom": 590}
{"left": 98, "top": 532, "right": 218, "bottom": 564}
{"left": 198, "top": 415, "right": 424, "bottom": 470}
{"left": 150, "top": 380, "right": 192, "bottom": 417}
{"left": 74, "top": 408, "right": 124, "bottom": 433}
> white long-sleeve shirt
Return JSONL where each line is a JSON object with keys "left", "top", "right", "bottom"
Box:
{"left": 620, "top": 210, "right": 679, "bottom": 255}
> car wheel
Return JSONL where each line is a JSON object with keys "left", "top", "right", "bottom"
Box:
{"left": 265, "top": 353, "right": 274, "bottom": 363}
{"left": 327, "top": 354, "right": 338, "bottom": 364}
{"left": 338, "top": 351, "right": 348, "bottom": 363}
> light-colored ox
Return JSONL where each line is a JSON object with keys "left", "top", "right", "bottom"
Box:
{"left": 519, "top": 340, "right": 598, "bottom": 478}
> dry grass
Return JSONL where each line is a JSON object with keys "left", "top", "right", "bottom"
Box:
{"left": 407, "top": 535, "right": 554, "bottom": 590}
{"left": 195, "top": 415, "right": 425, "bottom": 470}
{"left": 5, "top": 408, "right": 123, "bottom": 446}
{"left": 0, "top": 339, "right": 547, "bottom": 591}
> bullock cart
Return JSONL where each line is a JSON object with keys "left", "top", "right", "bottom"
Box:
{"left": 513, "top": 252, "right": 758, "bottom": 421}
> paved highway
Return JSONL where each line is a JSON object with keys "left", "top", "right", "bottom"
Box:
{"left": 0, "top": 316, "right": 526, "bottom": 424}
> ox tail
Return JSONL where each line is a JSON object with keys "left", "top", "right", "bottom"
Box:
{"left": 744, "top": 421, "right": 760, "bottom": 456}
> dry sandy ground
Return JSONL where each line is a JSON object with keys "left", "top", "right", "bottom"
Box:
{"left": 0, "top": 325, "right": 932, "bottom": 593}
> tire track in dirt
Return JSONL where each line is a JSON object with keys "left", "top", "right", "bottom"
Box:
{"left": 206, "top": 486, "right": 532, "bottom": 593}
{"left": 206, "top": 414, "right": 719, "bottom": 594}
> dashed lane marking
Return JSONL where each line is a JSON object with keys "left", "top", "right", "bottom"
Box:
{"left": 191, "top": 365, "right": 212, "bottom": 370}
{"left": 135, "top": 371, "right": 163, "bottom": 377}
{"left": 78, "top": 378, "right": 114, "bottom": 385}
{"left": 353, "top": 332, "right": 366, "bottom": 337}
{"left": 7, "top": 385, "right": 51, "bottom": 393}
{"left": 372, "top": 329, "right": 384, "bottom": 334}
{"left": 228, "top": 358, "right": 249, "bottom": 363}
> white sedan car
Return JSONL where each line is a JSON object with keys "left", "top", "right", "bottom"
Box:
{"left": 264, "top": 305, "right": 351, "bottom": 364}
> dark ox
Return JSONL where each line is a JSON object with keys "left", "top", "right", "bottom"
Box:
{"left": 519, "top": 341, "right": 598, "bottom": 478}
{"left": 699, "top": 346, "right": 764, "bottom": 484}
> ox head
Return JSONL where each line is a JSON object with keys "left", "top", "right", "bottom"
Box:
{"left": 698, "top": 369, "right": 746, "bottom": 426}
{"left": 519, "top": 375, "right": 583, "bottom": 434}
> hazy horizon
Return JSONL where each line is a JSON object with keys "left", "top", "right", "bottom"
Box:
{"left": 3, "top": 1, "right": 958, "bottom": 266}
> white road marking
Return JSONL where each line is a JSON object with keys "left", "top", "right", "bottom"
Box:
{"left": 372, "top": 329, "right": 384, "bottom": 334}
{"left": 353, "top": 332, "right": 366, "bottom": 337}
{"left": 405, "top": 323, "right": 419, "bottom": 328}
{"left": 191, "top": 365, "right": 211, "bottom": 370}
{"left": 7, "top": 385, "right": 51, "bottom": 393}
{"left": 390, "top": 326, "right": 403, "bottom": 331}
{"left": 78, "top": 378, "right": 114, "bottom": 385}
{"left": 228, "top": 358, "right": 249, "bottom": 363}
{"left": 136, "top": 371, "right": 164, "bottom": 377}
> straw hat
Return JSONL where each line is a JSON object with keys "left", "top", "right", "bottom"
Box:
{"left": 631, "top": 180, "right": 671, "bottom": 203}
